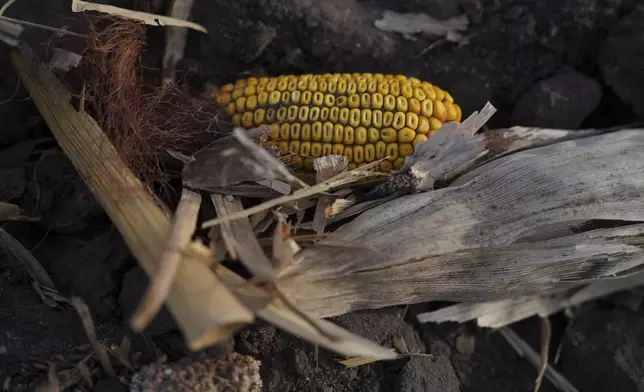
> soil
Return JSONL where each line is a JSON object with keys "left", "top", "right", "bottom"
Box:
{"left": 1, "top": 0, "right": 644, "bottom": 391}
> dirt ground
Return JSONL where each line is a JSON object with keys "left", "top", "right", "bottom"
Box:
{"left": 1, "top": 0, "right": 644, "bottom": 391}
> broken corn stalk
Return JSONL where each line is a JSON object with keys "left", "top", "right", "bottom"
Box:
{"left": 210, "top": 73, "right": 462, "bottom": 172}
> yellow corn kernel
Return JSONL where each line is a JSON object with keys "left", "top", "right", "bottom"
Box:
{"left": 266, "top": 108, "right": 276, "bottom": 122}
{"left": 396, "top": 96, "right": 408, "bottom": 112}
{"left": 322, "top": 143, "right": 333, "bottom": 155}
{"left": 312, "top": 92, "right": 324, "bottom": 106}
{"left": 379, "top": 160, "right": 393, "bottom": 172}
{"left": 401, "top": 83, "right": 413, "bottom": 99}
{"left": 390, "top": 82, "right": 400, "bottom": 96}
{"left": 268, "top": 91, "right": 280, "bottom": 105}
{"left": 337, "top": 78, "right": 347, "bottom": 94}
{"left": 298, "top": 106, "right": 310, "bottom": 122}
{"left": 327, "top": 107, "right": 337, "bottom": 122}
{"left": 361, "top": 109, "right": 372, "bottom": 127}
{"left": 333, "top": 124, "right": 344, "bottom": 143}
{"left": 435, "top": 87, "right": 445, "bottom": 101}
{"left": 365, "top": 144, "right": 375, "bottom": 162}
{"left": 377, "top": 81, "right": 389, "bottom": 95}
{"left": 281, "top": 91, "right": 291, "bottom": 105}
{"left": 332, "top": 144, "right": 344, "bottom": 156}
{"left": 339, "top": 108, "right": 350, "bottom": 124}
{"left": 232, "top": 114, "right": 241, "bottom": 125}
{"left": 300, "top": 142, "right": 311, "bottom": 156}
{"left": 322, "top": 122, "right": 333, "bottom": 142}
{"left": 244, "top": 85, "right": 256, "bottom": 97}
{"left": 276, "top": 107, "right": 287, "bottom": 121}
{"left": 308, "top": 79, "right": 318, "bottom": 92}
{"left": 247, "top": 77, "right": 258, "bottom": 85}
{"left": 409, "top": 98, "right": 421, "bottom": 114}
{"left": 353, "top": 146, "right": 365, "bottom": 163}
{"left": 367, "top": 79, "right": 378, "bottom": 93}
{"left": 253, "top": 109, "right": 265, "bottom": 126}
{"left": 257, "top": 91, "right": 268, "bottom": 106}
{"left": 328, "top": 80, "right": 337, "bottom": 94}
{"left": 232, "top": 88, "right": 244, "bottom": 100}
{"left": 429, "top": 116, "right": 443, "bottom": 130}
{"left": 301, "top": 124, "right": 312, "bottom": 141}
{"left": 293, "top": 156, "right": 304, "bottom": 168}
{"left": 381, "top": 128, "right": 397, "bottom": 142}
{"left": 324, "top": 94, "right": 336, "bottom": 107}
{"left": 304, "top": 158, "right": 314, "bottom": 170}
{"left": 280, "top": 123, "right": 290, "bottom": 139}
{"left": 372, "top": 93, "right": 383, "bottom": 109}
{"left": 368, "top": 127, "right": 380, "bottom": 142}
{"left": 246, "top": 95, "right": 258, "bottom": 110}
{"left": 384, "top": 95, "right": 396, "bottom": 111}
{"left": 343, "top": 146, "right": 354, "bottom": 162}
{"left": 235, "top": 96, "right": 246, "bottom": 112}
{"left": 386, "top": 143, "right": 399, "bottom": 160}
{"left": 398, "top": 128, "right": 415, "bottom": 143}
{"left": 394, "top": 157, "right": 406, "bottom": 170}
{"left": 319, "top": 80, "right": 328, "bottom": 92}
{"left": 297, "top": 78, "right": 308, "bottom": 91}
{"left": 399, "top": 143, "right": 414, "bottom": 157}
{"left": 422, "top": 83, "right": 436, "bottom": 100}
{"left": 269, "top": 123, "right": 280, "bottom": 140}
{"left": 349, "top": 109, "right": 361, "bottom": 128}
{"left": 308, "top": 121, "right": 321, "bottom": 140}
{"left": 413, "top": 134, "right": 428, "bottom": 147}
{"left": 372, "top": 110, "right": 383, "bottom": 128}
{"left": 266, "top": 79, "right": 277, "bottom": 92}
{"left": 221, "top": 83, "right": 234, "bottom": 93}
{"left": 392, "top": 112, "right": 406, "bottom": 130}
{"left": 216, "top": 92, "right": 231, "bottom": 106}
{"left": 291, "top": 90, "right": 301, "bottom": 104}
{"left": 226, "top": 102, "right": 235, "bottom": 116}
{"left": 344, "top": 126, "right": 355, "bottom": 144}
{"left": 348, "top": 94, "right": 360, "bottom": 108}
{"left": 433, "top": 100, "right": 447, "bottom": 122}
{"left": 241, "top": 112, "right": 254, "bottom": 128}
{"left": 360, "top": 93, "right": 371, "bottom": 108}
{"left": 289, "top": 140, "right": 300, "bottom": 154}
{"left": 287, "top": 106, "right": 298, "bottom": 122}
{"left": 355, "top": 127, "right": 367, "bottom": 144}
{"left": 278, "top": 141, "right": 289, "bottom": 152}
{"left": 413, "top": 88, "right": 426, "bottom": 101}
{"left": 445, "top": 101, "right": 459, "bottom": 121}
{"left": 297, "top": 91, "right": 310, "bottom": 105}
{"left": 383, "top": 112, "right": 394, "bottom": 127}
{"left": 310, "top": 107, "right": 320, "bottom": 122}
{"left": 287, "top": 79, "right": 297, "bottom": 91}
{"left": 311, "top": 142, "right": 323, "bottom": 157}
{"left": 421, "top": 100, "right": 433, "bottom": 117}
{"left": 406, "top": 112, "right": 419, "bottom": 130}
{"left": 290, "top": 124, "right": 301, "bottom": 140}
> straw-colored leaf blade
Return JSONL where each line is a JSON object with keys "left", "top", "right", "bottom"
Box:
{"left": 11, "top": 46, "right": 253, "bottom": 349}
{"left": 71, "top": 0, "right": 208, "bottom": 33}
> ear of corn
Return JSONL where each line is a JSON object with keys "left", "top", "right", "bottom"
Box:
{"left": 210, "top": 73, "right": 462, "bottom": 173}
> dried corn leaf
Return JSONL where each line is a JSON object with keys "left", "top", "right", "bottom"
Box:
{"left": 131, "top": 188, "right": 202, "bottom": 331}
{"left": 71, "top": 0, "right": 207, "bottom": 33}
{"left": 0, "top": 202, "right": 20, "bottom": 221}
{"left": 276, "top": 128, "right": 644, "bottom": 318}
{"left": 11, "top": 45, "right": 253, "bottom": 349}
{"left": 0, "top": 227, "right": 55, "bottom": 291}
{"left": 211, "top": 193, "right": 276, "bottom": 280}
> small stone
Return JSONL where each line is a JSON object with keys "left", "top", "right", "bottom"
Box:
{"left": 512, "top": 68, "right": 602, "bottom": 128}
{"left": 598, "top": 9, "right": 644, "bottom": 118}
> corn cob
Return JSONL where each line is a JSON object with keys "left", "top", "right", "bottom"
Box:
{"left": 211, "top": 73, "right": 462, "bottom": 173}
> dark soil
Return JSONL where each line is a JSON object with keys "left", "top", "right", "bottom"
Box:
{"left": 1, "top": 0, "right": 644, "bottom": 390}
